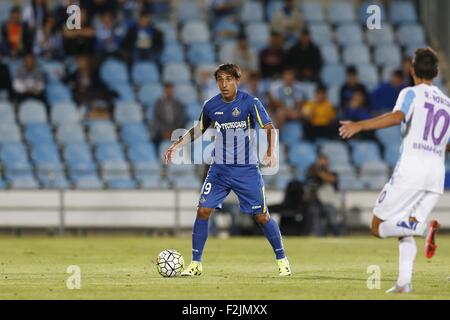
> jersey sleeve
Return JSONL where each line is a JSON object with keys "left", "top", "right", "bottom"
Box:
{"left": 393, "top": 88, "right": 416, "bottom": 122}
{"left": 250, "top": 97, "right": 272, "bottom": 128}
{"left": 198, "top": 102, "right": 211, "bottom": 132}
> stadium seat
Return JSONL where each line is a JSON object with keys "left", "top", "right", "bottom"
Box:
{"left": 37, "top": 172, "right": 70, "bottom": 189}
{"left": 25, "top": 123, "right": 54, "bottom": 146}
{"left": 280, "top": 122, "right": 303, "bottom": 146}
{"left": 384, "top": 144, "right": 401, "bottom": 167}
{"left": 172, "top": 174, "right": 201, "bottom": 189}
{"left": 111, "top": 83, "right": 135, "bottom": 102}
{"left": 51, "top": 102, "right": 81, "bottom": 126}
{"left": 266, "top": 1, "right": 283, "bottom": 21}
{"left": 360, "top": 160, "right": 389, "bottom": 176}
{"left": 240, "top": 1, "right": 264, "bottom": 23}
{"left": 0, "top": 178, "right": 6, "bottom": 189}
{"left": 328, "top": 2, "right": 356, "bottom": 24}
{"left": 154, "top": 21, "right": 178, "bottom": 44}
{"left": 338, "top": 175, "right": 365, "bottom": 190}
{"left": 300, "top": 2, "right": 325, "bottom": 23}
{"left": 327, "top": 85, "right": 341, "bottom": 107}
{"left": 321, "top": 141, "right": 351, "bottom": 166}
{"left": 95, "top": 142, "right": 125, "bottom": 163}
{"left": 99, "top": 58, "right": 129, "bottom": 87}
{"left": 181, "top": 21, "right": 210, "bottom": 44}
{"left": 0, "top": 142, "right": 32, "bottom": 172}
{"left": 45, "top": 83, "right": 73, "bottom": 103}
{"left": 131, "top": 62, "right": 159, "bottom": 86}
{"left": 245, "top": 23, "right": 269, "bottom": 50}
{"left": 138, "top": 83, "right": 163, "bottom": 109}
{"left": 288, "top": 142, "right": 317, "bottom": 173}
{"left": 121, "top": 123, "right": 150, "bottom": 146}
{"left": 343, "top": 44, "right": 370, "bottom": 65}
{"left": 319, "top": 44, "right": 340, "bottom": 64}
{"left": 57, "top": 124, "right": 86, "bottom": 144}
{"left": 101, "top": 160, "right": 136, "bottom": 189}
{"left": 389, "top": 1, "right": 417, "bottom": 25}
{"left": 375, "top": 126, "right": 401, "bottom": 147}
{"left": 74, "top": 175, "right": 103, "bottom": 189}
{"left": 162, "top": 63, "right": 191, "bottom": 84}
{"left": 7, "top": 174, "right": 39, "bottom": 189}
{"left": 366, "top": 24, "right": 394, "bottom": 46}
{"left": 31, "top": 143, "right": 63, "bottom": 171}
{"left": 174, "top": 84, "right": 198, "bottom": 104}
{"left": 88, "top": 121, "right": 118, "bottom": 144}
{"left": 41, "top": 60, "right": 66, "bottom": 84}
{"left": 336, "top": 24, "right": 363, "bottom": 46}
{"left": 185, "top": 102, "right": 202, "bottom": 122}
{"left": 396, "top": 24, "right": 426, "bottom": 47}
{"left": 320, "top": 64, "right": 346, "bottom": 88}
{"left": 0, "top": 123, "right": 22, "bottom": 144}
{"left": 114, "top": 101, "right": 143, "bottom": 124}
{"left": 352, "top": 141, "right": 382, "bottom": 166}
{"left": 160, "top": 43, "right": 185, "bottom": 64}
{"left": 19, "top": 99, "right": 47, "bottom": 124}
{"left": 374, "top": 44, "right": 401, "bottom": 67}
{"left": 187, "top": 43, "right": 216, "bottom": 66}
{"left": 63, "top": 143, "right": 94, "bottom": 166}
{"left": 128, "top": 142, "right": 159, "bottom": 172}
{"left": 213, "top": 19, "right": 240, "bottom": 45}
{"left": 308, "top": 23, "right": 333, "bottom": 45}
{"left": 356, "top": 64, "right": 379, "bottom": 90}
{"left": 0, "top": 102, "right": 15, "bottom": 124}
{"left": 175, "top": 1, "right": 201, "bottom": 23}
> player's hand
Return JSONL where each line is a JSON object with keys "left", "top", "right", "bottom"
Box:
{"left": 339, "top": 121, "right": 362, "bottom": 139}
{"left": 262, "top": 152, "right": 276, "bottom": 168}
{"left": 164, "top": 143, "right": 179, "bottom": 165}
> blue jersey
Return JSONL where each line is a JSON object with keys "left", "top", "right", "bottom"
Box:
{"left": 199, "top": 90, "right": 272, "bottom": 165}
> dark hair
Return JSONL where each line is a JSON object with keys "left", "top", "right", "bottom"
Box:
{"left": 164, "top": 82, "right": 174, "bottom": 88}
{"left": 346, "top": 65, "right": 357, "bottom": 75}
{"left": 413, "top": 47, "right": 438, "bottom": 80}
{"left": 10, "top": 5, "right": 21, "bottom": 14}
{"left": 316, "top": 84, "right": 327, "bottom": 93}
{"left": 214, "top": 64, "right": 241, "bottom": 80}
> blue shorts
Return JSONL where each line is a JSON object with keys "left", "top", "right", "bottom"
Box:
{"left": 198, "top": 164, "right": 268, "bottom": 215}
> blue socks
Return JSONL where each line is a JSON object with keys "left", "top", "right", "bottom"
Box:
{"left": 260, "top": 217, "right": 286, "bottom": 259}
{"left": 192, "top": 217, "right": 209, "bottom": 262}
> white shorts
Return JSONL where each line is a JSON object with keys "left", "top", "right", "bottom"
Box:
{"left": 373, "top": 182, "right": 440, "bottom": 222}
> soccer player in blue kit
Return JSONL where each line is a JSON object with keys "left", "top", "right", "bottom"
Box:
{"left": 164, "top": 64, "right": 291, "bottom": 276}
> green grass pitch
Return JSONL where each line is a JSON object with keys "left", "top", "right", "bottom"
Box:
{"left": 0, "top": 235, "right": 449, "bottom": 299}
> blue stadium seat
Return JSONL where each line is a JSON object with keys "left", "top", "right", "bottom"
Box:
{"left": 366, "top": 24, "right": 394, "bottom": 46}
{"left": 185, "top": 102, "right": 202, "bottom": 122}
{"left": 175, "top": 1, "right": 201, "bottom": 23}
{"left": 240, "top": 1, "right": 264, "bottom": 23}
{"left": 308, "top": 23, "right": 333, "bottom": 45}
{"left": 213, "top": 19, "right": 240, "bottom": 45}
{"left": 99, "top": 58, "right": 129, "bottom": 87}
{"left": 37, "top": 172, "right": 70, "bottom": 189}
{"left": 160, "top": 43, "right": 185, "bottom": 64}
{"left": 321, "top": 141, "right": 351, "bottom": 166}
{"left": 375, "top": 126, "right": 401, "bottom": 147}
{"left": 343, "top": 44, "right": 370, "bottom": 65}
{"left": 360, "top": 160, "right": 389, "bottom": 176}
{"left": 114, "top": 101, "right": 143, "bottom": 124}
{"left": 172, "top": 174, "right": 201, "bottom": 189}
{"left": 45, "top": 84, "right": 73, "bottom": 103}
{"left": 0, "top": 142, "right": 32, "bottom": 172}
{"left": 19, "top": 99, "right": 47, "bottom": 124}
{"left": 187, "top": 43, "right": 216, "bottom": 66}
{"left": 336, "top": 24, "right": 363, "bottom": 46}
{"left": 320, "top": 44, "right": 340, "bottom": 64}
{"left": 174, "top": 84, "right": 198, "bottom": 104}
{"left": 280, "top": 122, "right": 303, "bottom": 146}
{"left": 64, "top": 143, "right": 97, "bottom": 175}
{"left": 0, "top": 178, "right": 6, "bottom": 189}
{"left": 25, "top": 123, "right": 54, "bottom": 146}
{"left": 57, "top": 124, "right": 86, "bottom": 144}
{"left": 95, "top": 142, "right": 125, "bottom": 163}
{"left": 384, "top": 143, "right": 401, "bottom": 167}
{"left": 356, "top": 64, "right": 379, "bottom": 90}
{"left": 374, "top": 44, "right": 401, "bottom": 67}
{"left": 288, "top": 142, "right": 317, "bottom": 172}
{"left": 396, "top": 24, "right": 425, "bottom": 47}
{"left": 352, "top": 141, "right": 382, "bottom": 166}
{"left": 389, "top": 1, "right": 417, "bottom": 25}
{"left": 359, "top": 1, "right": 386, "bottom": 24}
{"left": 300, "top": 2, "right": 325, "bottom": 23}
{"left": 328, "top": 2, "right": 356, "bottom": 24}
{"left": 138, "top": 83, "right": 163, "bottom": 111}
{"left": 121, "top": 123, "right": 150, "bottom": 145}
{"left": 73, "top": 175, "right": 103, "bottom": 189}
{"left": 327, "top": 85, "right": 341, "bottom": 107}
{"left": 266, "top": 1, "right": 283, "bottom": 21}
{"left": 128, "top": 142, "right": 158, "bottom": 169}
{"left": 245, "top": 23, "right": 269, "bottom": 50}
{"left": 181, "top": 21, "right": 210, "bottom": 44}
{"left": 154, "top": 21, "right": 178, "bottom": 44}
{"left": 88, "top": 121, "right": 118, "bottom": 144}
{"left": 112, "top": 83, "right": 135, "bottom": 102}
{"left": 101, "top": 160, "right": 136, "bottom": 189}
{"left": 138, "top": 174, "right": 167, "bottom": 189}
{"left": 131, "top": 62, "right": 159, "bottom": 86}
{"left": 41, "top": 60, "right": 66, "bottom": 84}
{"left": 51, "top": 102, "right": 80, "bottom": 126}
{"left": 218, "top": 41, "right": 237, "bottom": 63}
{"left": 31, "top": 143, "right": 63, "bottom": 171}
{"left": 320, "top": 64, "right": 346, "bottom": 87}
{"left": 0, "top": 123, "right": 22, "bottom": 144}
{"left": 338, "top": 175, "right": 365, "bottom": 191}
{"left": 7, "top": 174, "right": 39, "bottom": 189}
{"left": 0, "top": 101, "right": 15, "bottom": 124}
{"left": 162, "top": 63, "right": 191, "bottom": 84}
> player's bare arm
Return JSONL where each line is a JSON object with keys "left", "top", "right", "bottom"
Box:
{"left": 164, "top": 124, "right": 203, "bottom": 165}
{"left": 339, "top": 110, "right": 405, "bottom": 139}
{"left": 262, "top": 123, "right": 277, "bottom": 167}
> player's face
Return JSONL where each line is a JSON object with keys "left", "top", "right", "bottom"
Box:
{"left": 216, "top": 72, "right": 239, "bottom": 101}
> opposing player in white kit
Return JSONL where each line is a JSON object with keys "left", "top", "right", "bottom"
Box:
{"left": 339, "top": 48, "right": 450, "bottom": 293}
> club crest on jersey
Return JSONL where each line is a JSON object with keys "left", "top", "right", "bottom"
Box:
{"left": 232, "top": 107, "right": 241, "bottom": 117}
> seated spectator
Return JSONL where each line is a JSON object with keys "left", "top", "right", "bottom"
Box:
{"left": 302, "top": 85, "right": 336, "bottom": 141}
{"left": 305, "top": 154, "right": 344, "bottom": 236}
{"left": 0, "top": 54, "right": 13, "bottom": 100}
{"left": 339, "top": 66, "right": 368, "bottom": 110}
{"left": 63, "top": 8, "right": 96, "bottom": 56}
{"left": 370, "top": 70, "right": 406, "bottom": 115}
{"left": 343, "top": 89, "right": 371, "bottom": 122}
{"left": 401, "top": 55, "right": 414, "bottom": 86}
{"left": 1, "top": 6, "right": 33, "bottom": 57}
{"left": 231, "top": 33, "right": 258, "bottom": 73}
{"left": 286, "top": 28, "right": 322, "bottom": 82}
{"left": 12, "top": 53, "right": 46, "bottom": 105}
{"left": 152, "top": 83, "right": 187, "bottom": 148}
{"left": 22, "top": 0, "right": 48, "bottom": 33}
{"left": 65, "top": 55, "right": 116, "bottom": 119}
{"left": 259, "top": 31, "right": 285, "bottom": 79}
{"left": 95, "top": 11, "right": 125, "bottom": 58}
{"left": 33, "top": 15, "right": 63, "bottom": 60}
{"left": 269, "top": 68, "right": 305, "bottom": 129}
{"left": 240, "top": 71, "right": 270, "bottom": 109}
{"left": 123, "top": 10, "right": 163, "bottom": 62}
{"left": 270, "top": 0, "right": 303, "bottom": 43}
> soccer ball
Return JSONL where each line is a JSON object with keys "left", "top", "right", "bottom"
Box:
{"left": 156, "top": 249, "right": 185, "bottom": 277}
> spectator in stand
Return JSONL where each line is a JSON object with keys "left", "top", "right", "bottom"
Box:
{"left": 95, "top": 11, "right": 126, "bottom": 58}
{"left": 240, "top": 71, "right": 270, "bottom": 110}
{"left": 286, "top": 28, "right": 322, "bottom": 82}
{"left": 123, "top": 10, "right": 163, "bottom": 62}
{"left": 80, "top": 0, "right": 119, "bottom": 22}
{"left": 302, "top": 84, "right": 336, "bottom": 141}
{"left": 63, "top": 8, "right": 96, "bottom": 56}
{"left": 208, "top": 0, "right": 240, "bottom": 22}
{"left": 270, "top": 0, "right": 303, "bottom": 43}
{"left": 22, "top": 0, "right": 48, "bottom": 33}
{"left": 339, "top": 66, "right": 368, "bottom": 110}
{"left": 370, "top": 69, "right": 406, "bottom": 115}
{"left": 343, "top": 89, "right": 371, "bottom": 122}
{"left": 269, "top": 68, "right": 305, "bottom": 129}
{"left": 65, "top": 55, "right": 117, "bottom": 119}
{"left": 152, "top": 83, "right": 187, "bottom": 148}
{"left": 33, "top": 15, "right": 63, "bottom": 60}
{"left": 259, "top": 31, "right": 285, "bottom": 79}
{"left": 0, "top": 54, "right": 13, "bottom": 100}
{"left": 401, "top": 55, "right": 414, "bottom": 86}
{"left": 12, "top": 53, "right": 46, "bottom": 105}
{"left": 1, "top": 6, "right": 33, "bottom": 57}
{"left": 231, "top": 33, "right": 258, "bottom": 73}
